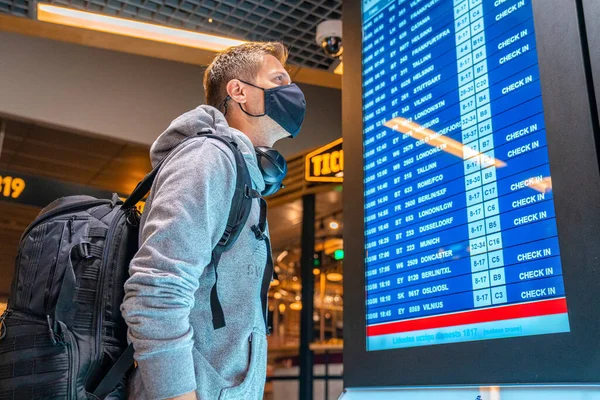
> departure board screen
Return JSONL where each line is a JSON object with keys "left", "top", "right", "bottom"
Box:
{"left": 362, "top": 0, "right": 571, "bottom": 351}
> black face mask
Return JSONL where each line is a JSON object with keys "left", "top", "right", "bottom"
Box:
{"left": 224, "top": 80, "right": 306, "bottom": 138}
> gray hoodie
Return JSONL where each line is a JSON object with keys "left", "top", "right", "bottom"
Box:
{"left": 121, "top": 106, "right": 269, "bottom": 400}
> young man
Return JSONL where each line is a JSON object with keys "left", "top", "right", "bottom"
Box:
{"left": 121, "top": 42, "right": 306, "bottom": 400}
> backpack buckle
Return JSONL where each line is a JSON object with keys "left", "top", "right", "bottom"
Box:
{"left": 0, "top": 309, "right": 11, "bottom": 341}
{"left": 244, "top": 185, "right": 261, "bottom": 199}
{"left": 46, "top": 315, "right": 63, "bottom": 346}
{"left": 219, "top": 228, "right": 232, "bottom": 246}
{"left": 76, "top": 242, "right": 92, "bottom": 259}
{"left": 251, "top": 225, "right": 266, "bottom": 241}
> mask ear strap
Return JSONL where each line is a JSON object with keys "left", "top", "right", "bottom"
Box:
{"left": 220, "top": 93, "right": 265, "bottom": 118}
{"left": 238, "top": 79, "right": 264, "bottom": 90}
{"left": 220, "top": 95, "right": 231, "bottom": 116}
{"left": 236, "top": 79, "right": 267, "bottom": 117}
{"left": 238, "top": 102, "right": 266, "bottom": 118}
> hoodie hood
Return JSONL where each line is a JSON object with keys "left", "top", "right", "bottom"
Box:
{"left": 150, "top": 105, "right": 265, "bottom": 193}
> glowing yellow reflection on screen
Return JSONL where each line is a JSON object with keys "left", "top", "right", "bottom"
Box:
{"left": 383, "top": 117, "right": 507, "bottom": 168}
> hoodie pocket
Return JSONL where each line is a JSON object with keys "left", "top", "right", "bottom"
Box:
{"left": 191, "top": 346, "right": 229, "bottom": 399}
{"left": 219, "top": 332, "right": 267, "bottom": 400}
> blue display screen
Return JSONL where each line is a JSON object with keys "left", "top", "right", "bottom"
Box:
{"left": 362, "top": 0, "right": 571, "bottom": 351}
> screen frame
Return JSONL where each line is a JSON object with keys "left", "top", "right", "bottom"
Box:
{"left": 343, "top": 0, "right": 600, "bottom": 388}
{"left": 583, "top": 0, "right": 600, "bottom": 128}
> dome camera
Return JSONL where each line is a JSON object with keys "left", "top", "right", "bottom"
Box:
{"left": 316, "top": 20, "right": 343, "bottom": 58}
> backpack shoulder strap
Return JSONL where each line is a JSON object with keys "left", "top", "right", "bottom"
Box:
{"left": 204, "top": 134, "right": 257, "bottom": 250}
{"left": 202, "top": 134, "right": 258, "bottom": 330}
{"left": 125, "top": 132, "right": 257, "bottom": 329}
{"left": 122, "top": 132, "right": 211, "bottom": 209}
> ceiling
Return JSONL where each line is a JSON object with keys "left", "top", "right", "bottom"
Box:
{"left": 0, "top": 0, "right": 342, "bottom": 70}
{"left": 0, "top": 117, "right": 152, "bottom": 195}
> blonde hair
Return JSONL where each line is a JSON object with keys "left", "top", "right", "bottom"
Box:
{"left": 203, "top": 42, "right": 288, "bottom": 110}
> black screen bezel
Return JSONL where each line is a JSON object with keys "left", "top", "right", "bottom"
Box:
{"left": 343, "top": 0, "right": 600, "bottom": 387}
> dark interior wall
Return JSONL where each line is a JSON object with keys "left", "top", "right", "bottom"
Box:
{"left": 0, "top": 202, "right": 39, "bottom": 295}
{"left": 0, "top": 31, "right": 341, "bottom": 158}
{"left": 583, "top": 0, "right": 600, "bottom": 127}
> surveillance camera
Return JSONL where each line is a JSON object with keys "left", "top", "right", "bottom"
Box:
{"left": 316, "top": 20, "right": 343, "bottom": 58}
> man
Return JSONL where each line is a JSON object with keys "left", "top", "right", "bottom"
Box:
{"left": 121, "top": 42, "right": 306, "bottom": 400}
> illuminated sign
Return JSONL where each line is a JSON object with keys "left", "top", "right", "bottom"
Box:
{"left": 305, "top": 138, "right": 344, "bottom": 183}
{"left": 0, "top": 174, "right": 26, "bottom": 200}
{"left": 0, "top": 169, "right": 144, "bottom": 211}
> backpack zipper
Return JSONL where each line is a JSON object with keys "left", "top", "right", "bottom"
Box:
{"left": 21, "top": 223, "right": 47, "bottom": 309}
{"left": 43, "top": 219, "right": 81, "bottom": 313}
{"left": 0, "top": 309, "right": 12, "bottom": 341}
{"left": 87, "top": 208, "right": 124, "bottom": 387}
{"left": 68, "top": 216, "right": 76, "bottom": 242}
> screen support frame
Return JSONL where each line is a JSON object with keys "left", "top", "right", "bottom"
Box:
{"left": 582, "top": 0, "right": 600, "bottom": 153}
{"left": 343, "top": 0, "right": 600, "bottom": 388}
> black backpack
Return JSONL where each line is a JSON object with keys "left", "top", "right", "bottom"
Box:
{"left": 0, "top": 133, "right": 262, "bottom": 399}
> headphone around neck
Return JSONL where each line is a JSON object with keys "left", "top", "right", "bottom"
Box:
{"left": 255, "top": 147, "right": 287, "bottom": 196}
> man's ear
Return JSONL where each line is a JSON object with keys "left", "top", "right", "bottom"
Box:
{"left": 226, "top": 79, "right": 246, "bottom": 104}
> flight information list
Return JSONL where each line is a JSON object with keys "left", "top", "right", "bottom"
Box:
{"left": 362, "top": 0, "right": 570, "bottom": 351}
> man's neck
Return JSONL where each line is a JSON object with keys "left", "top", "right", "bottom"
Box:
{"left": 227, "top": 117, "right": 274, "bottom": 147}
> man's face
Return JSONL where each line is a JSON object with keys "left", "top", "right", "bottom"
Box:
{"left": 243, "top": 55, "right": 293, "bottom": 142}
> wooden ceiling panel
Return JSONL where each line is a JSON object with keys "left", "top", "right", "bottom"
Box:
{"left": 4, "top": 119, "right": 29, "bottom": 138}
{"left": 1, "top": 135, "right": 24, "bottom": 153}
{"left": 8, "top": 156, "right": 99, "bottom": 182}
{"left": 103, "top": 145, "right": 152, "bottom": 173}
{"left": 87, "top": 174, "right": 142, "bottom": 195}
{"left": 11, "top": 141, "right": 112, "bottom": 170}
{"left": 26, "top": 124, "right": 125, "bottom": 158}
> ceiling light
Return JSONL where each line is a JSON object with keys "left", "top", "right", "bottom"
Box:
{"left": 270, "top": 279, "right": 280, "bottom": 287}
{"left": 37, "top": 4, "right": 245, "bottom": 52}
{"left": 276, "top": 250, "right": 289, "bottom": 263}
{"left": 327, "top": 272, "right": 343, "bottom": 282}
{"left": 290, "top": 302, "right": 302, "bottom": 311}
{"left": 295, "top": 295, "right": 301, "bottom": 301}
{"left": 279, "top": 303, "right": 286, "bottom": 313}
{"left": 313, "top": 268, "right": 321, "bottom": 276}
{"left": 292, "top": 276, "right": 298, "bottom": 282}
{"left": 329, "top": 220, "right": 339, "bottom": 230}
{"left": 274, "top": 292, "right": 282, "bottom": 300}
